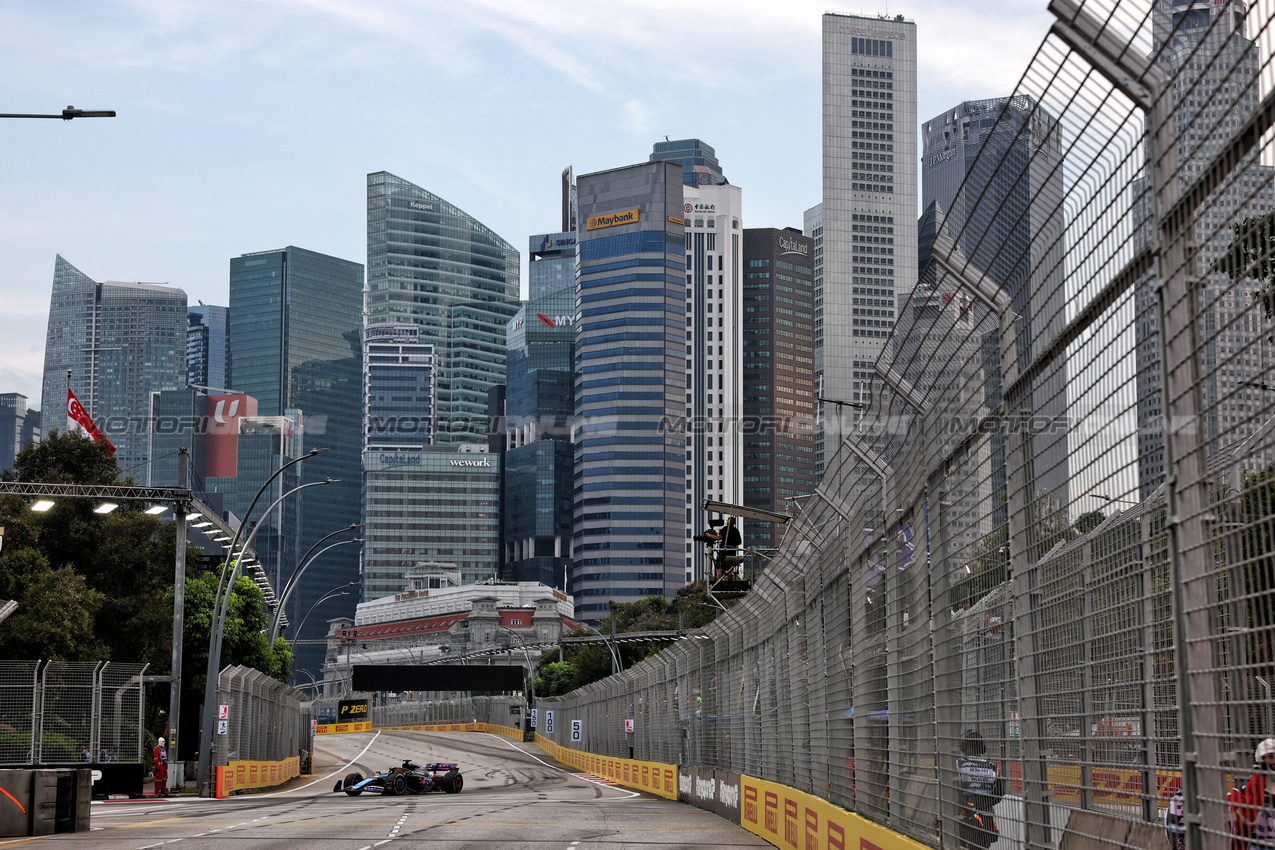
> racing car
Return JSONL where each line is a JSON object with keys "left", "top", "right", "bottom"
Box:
{"left": 335, "top": 760, "right": 464, "bottom": 796}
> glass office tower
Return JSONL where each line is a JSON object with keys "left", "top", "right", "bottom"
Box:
{"left": 40, "top": 255, "right": 187, "bottom": 478}
{"left": 921, "top": 96, "right": 1069, "bottom": 513}
{"left": 1135, "top": 0, "right": 1275, "bottom": 497}
{"left": 228, "top": 246, "right": 364, "bottom": 680}
{"left": 572, "top": 160, "right": 687, "bottom": 617}
{"left": 528, "top": 232, "right": 577, "bottom": 301}
{"left": 0, "top": 394, "right": 39, "bottom": 472}
{"left": 366, "top": 172, "right": 520, "bottom": 443}
{"left": 187, "top": 304, "right": 229, "bottom": 391}
{"left": 502, "top": 287, "right": 575, "bottom": 590}
{"left": 741, "top": 228, "right": 818, "bottom": 551}
{"left": 363, "top": 446, "right": 500, "bottom": 595}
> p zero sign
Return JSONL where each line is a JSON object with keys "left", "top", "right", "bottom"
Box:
{"left": 586, "top": 208, "right": 640, "bottom": 231}
{"left": 338, "top": 700, "right": 370, "bottom": 721}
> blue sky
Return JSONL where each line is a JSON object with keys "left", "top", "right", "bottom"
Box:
{"left": 0, "top": 0, "right": 1052, "bottom": 410}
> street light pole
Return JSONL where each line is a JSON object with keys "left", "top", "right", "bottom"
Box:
{"left": 499, "top": 628, "right": 535, "bottom": 736}
{"left": 196, "top": 447, "right": 325, "bottom": 797}
{"left": 0, "top": 106, "right": 116, "bottom": 120}
{"left": 578, "top": 622, "right": 620, "bottom": 675}
{"left": 293, "top": 581, "right": 359, "bottom": 641}
{"left": 166, "top": 449, "right": 189, "bottom": 792}
{"left": 269, "top": 525, "right": 363, "bottom": 642}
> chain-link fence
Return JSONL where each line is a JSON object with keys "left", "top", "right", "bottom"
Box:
{"left": 213, "top": 665, "right": 306, "bottom": 767}
{"left": 0, "top": 660, "right": 146, "bottom": 765}
{"left": 538, "top": 2, "right": 1275, "bottom": 849}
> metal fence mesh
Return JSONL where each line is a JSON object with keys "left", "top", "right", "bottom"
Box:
{"left": 532, "top": 2, "right": 1275, "bottom": 849}
{"left": 214, "top": 665, "right": 305, "bottom": 767}
{"left": 0, "top": 660, "right": 146, "bottom": 765}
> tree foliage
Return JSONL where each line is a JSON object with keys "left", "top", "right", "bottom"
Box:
{"left": 0, "top": 431, "right": 291, "bottom": 686}
{"left": 1212, "top": 212, "right": 1275, "bottom": 332}
{"left": 532, "top": 581, "right": 722, "bottom": 696}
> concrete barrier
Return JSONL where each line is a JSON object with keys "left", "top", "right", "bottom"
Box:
{"left": 0, "top": 769, "right": 91, "bottom": 837}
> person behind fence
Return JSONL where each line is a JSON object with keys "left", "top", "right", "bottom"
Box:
{"left": 957, "top": 730, "right": 1004, "bottom": 850}
{"left": 153, "top": 736, "right": 168, "bottom": 797}
{"left": 1164, "top": 776, "right": 1185, "bottom": 850}
{"left": 1229, "top": 738, "right": 1275, "bottom": 850}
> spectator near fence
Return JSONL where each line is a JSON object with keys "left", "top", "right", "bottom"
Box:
{"left": 1229, "top": 738, "right": 1275, "bottom": 850}
{"left": 957, "top": 731, "right": 1004, "bottom": 850}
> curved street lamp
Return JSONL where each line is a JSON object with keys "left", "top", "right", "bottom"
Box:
{"left": 499, "top": 628, "right": 536, "bottom": 736}
{"left": 269, "top": 536, "right": 364, "bottom": 643}
{"left": 578, "top": 622, "right": 621, "bottom": 675}
{"left": 292, "top": 581, "right": 359, "bottom": 643}
{"left": 196, "top": 447, "right": 326, "bottom": 796}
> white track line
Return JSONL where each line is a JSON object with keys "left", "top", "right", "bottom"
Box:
{"left": 257, "top": 731, "right": 382, "bottom": 796}
{"left": 486, "top": 735, "right": 639, "bottom": 799}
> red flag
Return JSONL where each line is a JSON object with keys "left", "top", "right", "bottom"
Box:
{"left": 67, "top": 389, "right": 116, "bottom": 456}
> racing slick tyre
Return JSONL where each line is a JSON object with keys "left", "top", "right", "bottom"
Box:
{"left": 391, "top": 774, "right": 408, "bottom": 796}
{"left": 341, "top": 773, "right": 364, "bottom": 796}
{"left": 442, "top": 771, "right": 463, "bottom": 794}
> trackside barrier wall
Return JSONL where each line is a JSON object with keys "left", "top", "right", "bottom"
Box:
{"left": 0, "top": 768, "right": 91, "bottom": 837}
{"left": 215, "top": 756, "right": 300, "bottom": 797}
{"left": 212, "top": 666, "right": 305, "bottom": 793}
{"left": 530, "top": 3, "right": 1275, "bottom": 850}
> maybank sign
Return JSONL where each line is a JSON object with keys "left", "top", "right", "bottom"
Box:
{"left": 586, "top": 208, "right": 640, "bottom": 231}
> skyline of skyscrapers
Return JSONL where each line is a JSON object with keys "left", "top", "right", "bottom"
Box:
{"left": 228, "top": 245, "right": 365, "bottom": 679}
{"left": 39, "top": 255, "right": 188, "bottom": 478}
{"left": 365, "top": 171, "right": 521, "bottom": 444}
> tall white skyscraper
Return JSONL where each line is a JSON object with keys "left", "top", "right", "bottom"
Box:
{"left": 820, "top": 13, "right": 918, "bottom": 450}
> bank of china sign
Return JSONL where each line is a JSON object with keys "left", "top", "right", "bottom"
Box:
{"left": 586, "top": 208, "right": 640, "bottom": 231}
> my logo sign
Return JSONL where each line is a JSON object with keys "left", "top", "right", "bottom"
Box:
{"left": 213, "top": 398, "right": 240, "bottom": 423}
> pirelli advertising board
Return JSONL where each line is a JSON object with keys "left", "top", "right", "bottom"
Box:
{"left": 586, "top": 208, "right": 640, "bottom": 231}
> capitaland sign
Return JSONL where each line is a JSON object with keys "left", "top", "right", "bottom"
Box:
{"left": 449, "top": 458, "right": 492, "bottom": 468}
{"left": 379, "top": 453, "right": 422, "bottom": 467}
{"left": 586, "top": 208, "right": 640, "bottom": 230}
{"left": 779, "top": 236, "right": 809, "bottom": 257}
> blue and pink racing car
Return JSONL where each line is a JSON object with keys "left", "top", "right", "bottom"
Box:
{"left": 335, "top": 760, "right": 464, "bottom": 796}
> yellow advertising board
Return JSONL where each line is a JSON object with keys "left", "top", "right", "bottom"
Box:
{"left": 586, "top": 208, "right": 640, "bottom": 231}
{"left": 740, "top": 774, "right": 933, "bottom": 850}
{"left": 315, "top": 720, "right": 373, "bottom": 735}
{"left": 533, "top": 735, "right": 678, "bottom": 800}
{"left": 215, "top": 756, "right": 300, "bottom": 797}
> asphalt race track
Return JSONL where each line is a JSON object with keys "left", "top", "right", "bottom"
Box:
{"left": 18, "top": 730, "right": 770, "bottom": 849}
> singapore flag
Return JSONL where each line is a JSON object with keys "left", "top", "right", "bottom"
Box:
{"left": 67, "top": 389, "right": 116, "bottom": 456}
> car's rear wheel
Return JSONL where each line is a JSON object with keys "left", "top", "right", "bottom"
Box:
{"left": 443, "top": 772, "right": 463, "bottom": 794}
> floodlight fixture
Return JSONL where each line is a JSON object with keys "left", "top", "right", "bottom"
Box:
{"left": 145, "top": 505, "right": 167, "bottom": 515}
{"left": 94, "top": 503, "right": 119, "bottom": 514}
{"left": 31, "top": 500, "right": 55, "bottom": 512}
